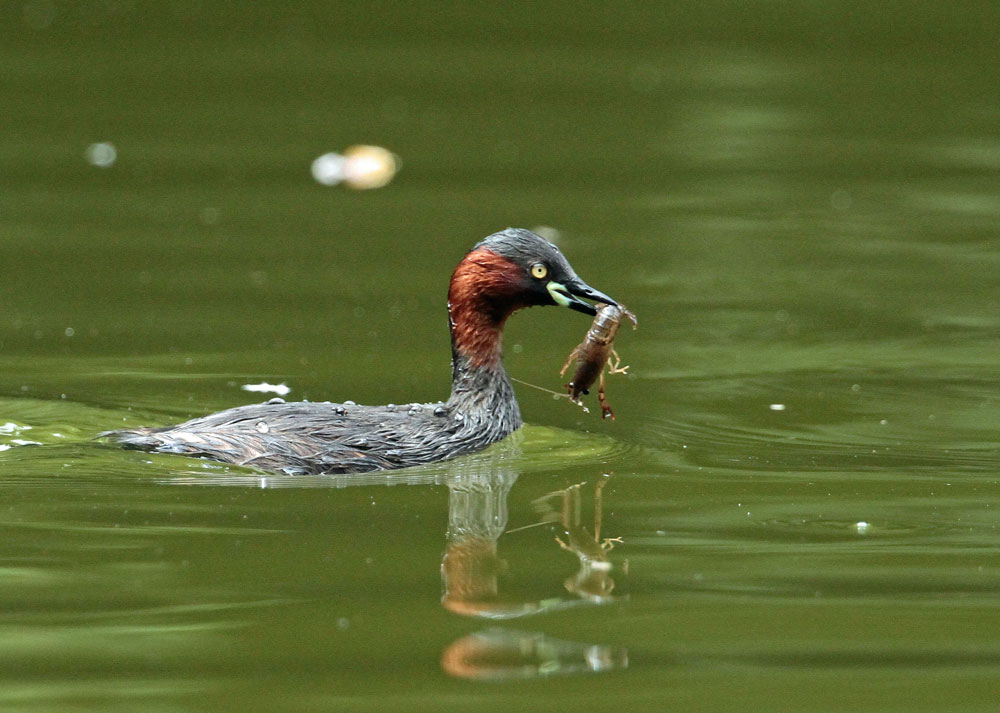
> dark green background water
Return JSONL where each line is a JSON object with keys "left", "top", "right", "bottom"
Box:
{"left": 3, "top": 2, "right": 999, "bottom": 711}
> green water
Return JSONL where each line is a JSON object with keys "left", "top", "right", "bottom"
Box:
{"left": 3, "top": 2, "right": 1000, "bottom": 711}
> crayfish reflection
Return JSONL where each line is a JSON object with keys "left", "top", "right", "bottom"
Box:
{"left": 533, "top": 475, "right": 624, "bottom": 603}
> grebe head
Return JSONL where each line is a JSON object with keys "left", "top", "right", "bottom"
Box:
{"left": 474, "top": 228, "right": 618, "bottom": 316}
{"left": 447, "top": 228, "right": 618, "bottom": 366}
{"left": 451, "top": 228, "right": 616, "bottom": 316}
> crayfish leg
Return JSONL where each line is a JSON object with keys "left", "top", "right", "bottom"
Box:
{"left": 606, "top": 347, "right": 629, "bottom": 375}
{"left": 598, "top": 371, "right": 615, "bottom": 420}
{"left": 560, "top": 346, "right": 583, "bottom": 376}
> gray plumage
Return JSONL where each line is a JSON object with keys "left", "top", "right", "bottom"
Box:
{"left": 107, "top": 361, "right": 518, "bottom": 475}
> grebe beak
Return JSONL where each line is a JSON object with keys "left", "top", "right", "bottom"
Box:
{"left": 547, "top": 278, "right": 619, "bottom": 316}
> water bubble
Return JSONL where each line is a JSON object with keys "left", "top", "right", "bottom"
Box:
{"left": 255, "top": 421, "right": 270, "bottom": 434}
{"left": 769, "top": 403, "right": 785, "bottom": 411}
{"left": 830, "top": 189, "right": 852, "bottom": 211}
{"left": 85, "top": 142, "right": 117, "bottom": 168}
{"left": 64, "top": 327, "right": 75, "bottom": 337}
{"left": 856, "top": 521, "right": 870, "bottom": 534}
{"left": 200, "top": 206, "right": 221, "bottom": 225}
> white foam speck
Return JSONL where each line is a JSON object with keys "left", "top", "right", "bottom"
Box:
{"left": 241, "top": 382, "right": 291, "bottom": 396}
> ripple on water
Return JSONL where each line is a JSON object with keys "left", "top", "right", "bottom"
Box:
{"left": 640, "top": 369, "right": 1000, "bottom": 474}
{"left": 658, "top": 418, "right": 999, "bottom": 472}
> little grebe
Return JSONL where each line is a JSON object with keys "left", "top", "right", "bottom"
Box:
{"left": 104, "top": 228, "right": 618, "bottom": 474}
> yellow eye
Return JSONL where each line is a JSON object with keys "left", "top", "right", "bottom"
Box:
{"left": 530, "top": 263, "right": 548, "bottom": 279}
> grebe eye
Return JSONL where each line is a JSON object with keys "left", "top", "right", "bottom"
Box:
{"left": 530, "top": 263, "right": 548, "bottom": 279}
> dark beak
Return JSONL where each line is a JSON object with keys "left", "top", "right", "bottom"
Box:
{"left": 552, "top": 277, "right": 619, "bottom": 316}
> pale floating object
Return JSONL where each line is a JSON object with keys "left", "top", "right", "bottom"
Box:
{"left": 769, "top": 403, "right": 786, "bottom": 411}
{"left": 241, "top": 382, "right": 291, "bottom": 396}
{"left": 855, "top": 521, "right": 870, "bottom": 534}
{"left": 85, "top": 142, "right": 117, "bottom": 168}
{"left": 310, "top": 145, "right": 399, "bottom": 189}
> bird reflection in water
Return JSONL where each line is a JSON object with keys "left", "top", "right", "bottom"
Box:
{"left": 164, "top": 439, "right": 628, "bottom": 679}
{"left": 439, "top": 458, "right": 627, "bottom": 679}
{"left": 441, "top": 470, "right": 625, "bottom": 616}
{"left": 440, "top": 627, "right": 627, "bottom": 681}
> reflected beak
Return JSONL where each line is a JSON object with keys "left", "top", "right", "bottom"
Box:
{"left": 547, "top": 278, "right": 619, "bottom": 316}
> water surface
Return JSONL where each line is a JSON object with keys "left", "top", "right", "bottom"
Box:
{"left": 2, "top": 2, "right": 999, "bottom": 711}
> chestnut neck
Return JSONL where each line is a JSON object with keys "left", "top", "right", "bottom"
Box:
{"left": 445, "top": 248, "right": 524, "bottom": 407}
